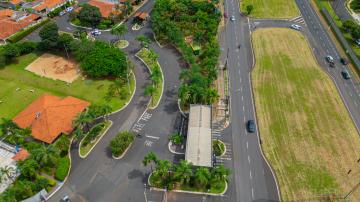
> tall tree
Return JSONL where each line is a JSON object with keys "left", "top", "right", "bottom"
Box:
{"left": 39, "top": 22, "right": 59, "bottom": 50}
{"left": 0, "top": 166, "right": 16, "bottom": 182}
{"left": 18, "top": 158, "right": 39, "bottom": 180}
{"left": 77, "top": 4, "right": 102, "bottom": 27}
{"left": 210, "top": 165, "right": 230, "bottom": 183}
{"left": 111, "top": 24, "right": 128, "bottom": 40}
{"left": 194, "top": 167, "right": 210, "bottom": 187}
{"left": 154, "top": 160, "right": 172, "bottom": 181}
{"left": 143, "top": 152, "right": 158, "bottom": 172}
{"left": 32, "top": 145, "right": 59, "bottom": 167}
{"left": 173, "top": 160, "right": 192, "bottom": 185}
{"left": 144, "top": 85, "right": 156, "bottom": 105}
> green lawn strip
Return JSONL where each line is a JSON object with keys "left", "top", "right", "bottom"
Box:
{"left": 240, "top": 0, "right": 299, "bottom": 19}
{"left": 0, "top": 53, "right": 135, "bottom": 121}
{"left": 136, "top": 48, "right": 164, "bottom": 108}
{"left": 79, "top": 121, "right": 112, "bottom": 157}
{"left": 149, "top": 173, "right": 226, "bottom": 194}
{"left": 212, "top": 140, "right": 225, "bottom": 156}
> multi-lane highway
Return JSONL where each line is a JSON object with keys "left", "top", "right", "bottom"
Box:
{"left": 222, "top": 0, "right": 280, "bottom": 201}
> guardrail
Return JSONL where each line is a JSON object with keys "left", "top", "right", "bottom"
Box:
{"left": 321, "top": 8, "right": 360, "bottom": 74}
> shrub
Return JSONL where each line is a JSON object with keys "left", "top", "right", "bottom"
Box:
{"left": 82, "top": 122, "right": 105, "bottom": 146}
{"left": 110, "top": 131, "right": 135, "bottom": 157}
{"left": 54, "top": 135, "right": 70, "bottom": 157}
{"left": 54, "top": 157, "right": 70, "bottom": 181}
{"left": 16, "top": 41, "right": 37, "bottom": 54}
{"left": 169, "top": 133, "right": 183, "bottom": 145}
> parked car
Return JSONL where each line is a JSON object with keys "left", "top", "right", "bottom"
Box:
{"left": 341, "top": 69, "right": 351, "bottom": 80}
{"left": 246, "top": 120, "right": 256, "bottom": 133}
{"left": 356, "top": 39, "right": 360, "bottom": 46}
{"left": 290, "top": 24, "right": 301, "bottom": 30}
{"left": 91, "top": 29, "right": 101, "bottom": 36}
{"left": 340, "top": 57, "right": 348, "bottom": 65}
{"left": 326, "top": 55, "right": 334, "bottom": 63}
{"left": 66, "top": 6, "right": 73, "bottom": 12}
{"left": 230, "top": 16, "right": 235, "bottom": 21}
{"left": 59, "top": 11, "right": 66, "bottom": 16}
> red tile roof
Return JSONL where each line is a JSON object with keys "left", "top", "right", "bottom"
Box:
{"left": 10, "top": 0, "right": 22, "bottom": 5}
{"left": 34, "top": 0, "right": 66, "bottom": 11}
{"left": 12, "top": 148, "right": 30, "bottom": 161}
{"left": 134, "top": 12, "right": 148, "bottom": 20}
{"left": 88, "top": 0, "right": 121, "bottom": 18}
{"left": 13, "top": 94, "right": 90, "bottom": 144}
{"left": 0, "top": 12, "right": 41, "bottom": 40}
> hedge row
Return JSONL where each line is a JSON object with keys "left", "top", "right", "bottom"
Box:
{"left": 7, "top": 18, "right": 50, "bottom": 43}
{"left": 55, "top": 156, "right": 70, "bottom": 181}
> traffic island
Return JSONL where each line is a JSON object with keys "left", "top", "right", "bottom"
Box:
{"left": 116, "top": 40, "right": 129, "bottom": 49}
{"left": 212, "top": 140, "right": 226, "bottom": 157}
{"left": 135, "top": 48, "right": 164, "bottom": 109}
{"left": 110, "top": 131, "right": 135, "bottom": 159}
{"left": 79, "top": 121, "right": 112, "bottom": 158}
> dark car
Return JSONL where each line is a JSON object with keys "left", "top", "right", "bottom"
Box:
{"left": 341, "top": 69, "right": 351, "bottom": 80}
{"left": 246, "top": 120, "right": 256, "bottom": 133}
{"left": 340, "top": 57, "right": 348, "bottom": 65}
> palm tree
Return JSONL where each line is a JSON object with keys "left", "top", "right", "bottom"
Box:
{"left": 143, "top": 152, "right": 158, "bottom": 172}
{"left": 73, "top": 111, "right": 94, "bottom": 131}
{"left": 32, "top": 145, "right": 59, "bottom": 167}
{"left": 194, "top": 167, "right": 210, "bottom": 187}
{"left": 155, "top": 160, "right": 172, "bottom": 181}
{"left": 0, "top": 166, "right": 15, "bottom": 182}
{"left": 136, "top": 35, "right": 151, "bottom": 48}
{"left": 18, "top": 159, "right": 39, "bottom": 180}
{"left": 111, "top": 24, "right": 128, "bottom": 41}
{"left": 173, "top": 160, "right": 193, "bottom": 185}
{"left": 210, "top": 165, "right": 230, "bottom": 183}
{"left": 148, "top": 49, "right": 159, "bottom": 62}
{"left": 144, "top": 85, "right": 156, "bottom": 105}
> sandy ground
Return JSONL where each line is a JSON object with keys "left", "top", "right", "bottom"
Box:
{"left": 26, "top": 53, "right": 80, "bottom": 83}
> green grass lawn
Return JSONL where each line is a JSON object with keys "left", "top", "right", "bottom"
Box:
{"left": 79, "top": 121, "right": 111, "bottom": 157}
{"left": 252, "top": 28, "right": 360, "bottom": 201}
{"left": 0, "top": 53, "right": 135, "bottom": 122}
{"left": 136, "top": 48, "right": 164, "bottom": 108}
{"left": 240, "top": 0, "right": 299, "bottom": 19}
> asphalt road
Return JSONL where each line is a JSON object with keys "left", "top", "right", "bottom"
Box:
{"left": 222, "top": 0, "right": 281, "bottom": 201}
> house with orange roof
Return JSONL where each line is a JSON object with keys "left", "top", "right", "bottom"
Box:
{"left": 88, "top": 0, "right": 122, "bottom": 18}
{"left": 33, "top": 0, "right": 68, "bottom": 14}
{"left": 13, "top": 94, "right": 90, "bottom": 144}
{"left": 0, "top": 9, "right": 41, "bottom": 42}
{"left": 0, "top": 0, "right": 23, "bottom": 9}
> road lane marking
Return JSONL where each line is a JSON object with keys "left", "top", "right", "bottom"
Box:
{"left": 249, "top": 170, "right": 252, "bottom": 179}
{"left": 145, "top": 135, "right": 159, "bottom": 140}
{"left": 248, "top": 155, "right": 251, "bottom": 164}
{"left": 251, "top": 188, "right": 254, "bottom": 199}
{"left": 242, "top": 105, "right": 245, "bottom": 112}
{"left": 241, "top": 95, "right": 244, "bottom": 101}
{"left": 246, "top": 141, "right": 249, "bottom": 149}
{"left": 243, "top": 116, "right": 246, "bottom": 122}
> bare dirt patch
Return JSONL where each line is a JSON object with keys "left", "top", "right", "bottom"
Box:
{"left": 26, "top": 53, "right": 80, "bottom": 83}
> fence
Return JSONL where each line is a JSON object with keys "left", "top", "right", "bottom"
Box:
{"left": 321, "top": 8, "right": 360, "bottom": 74}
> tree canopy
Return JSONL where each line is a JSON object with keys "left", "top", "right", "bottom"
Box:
{"left": 77, "top": 4, "right": 102, "bottom": 27}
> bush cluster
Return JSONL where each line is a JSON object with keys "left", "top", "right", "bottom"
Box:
{"left": 0, "top": 41, "right": 38, "bottom": 68}
{"left": 110, "top": 131, "right": 135, "bottom": 157}
{"left": 82, "top": 122, "right": 106, "bottom": 146}
{"left": 54, "top": 157, "right": 70, "bottom": 181}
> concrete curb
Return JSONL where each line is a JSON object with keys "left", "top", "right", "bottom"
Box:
{"left": 45, "top": 137, "right": 74, "bottom": 200}
{"left": 248, "top": 28, "right": 282, "bottom": 202}
{"left": 108, "top": 71, "right": 136, "bottom": 115}
{"left": 78, "top": 121, "right": 113, "bottom": 158}
{"left": 177, "top": 99, "right": 186, "bottom": 116}
{"left": 153, "top": 33, "right": 164, "bottom": 48}
{"left": 167, "top": 141, "right": 185, "bottom": 155}
{"left": 147, "top": 172, "right": 228, "bottom": 196}
{"left": 112, "top": 141, "right": 134, "bottom": 160}
{"left": 135, "top": 48, "right": 164, "bottom": 109}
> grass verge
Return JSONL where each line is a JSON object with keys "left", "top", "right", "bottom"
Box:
{"left": 212, "top": 140, "right": 225, "bottom": 156}
{"left": 79, "top": 121, "right": 111, "bottom": 157}
{"left": 0, "top": 53, "right": 135, "bottom": 121}
{"left": 252, "top": 28, "right": 360, "bottom": 201}
{"left": 240, "top": 0, "right": 299, "bottom": 19}
{"left": 136, "top": 48, "right": 164, "bottom": 108}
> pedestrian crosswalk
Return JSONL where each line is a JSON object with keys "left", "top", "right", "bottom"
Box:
{"left": 289, "top": 16, "right": 306, "bottom": 25}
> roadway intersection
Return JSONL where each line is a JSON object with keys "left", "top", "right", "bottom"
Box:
{"left": 45, "top": 0, "right": 360, "bottom": 201}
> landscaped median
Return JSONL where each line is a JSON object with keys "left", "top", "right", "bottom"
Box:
{"left": 110, "top": 131, "right": 135, "bottom": 159}
{"left": 136, "top": 48, "right": 164, "bottom": 109}
{"left": 212, "top": 140, "right": 225, "bottom": 157}
{"left": 251, "top": 28, "right": 360, "bottom": 201}
{"left": 143, "top": 153, "right": 229, "bottom": 195}
{"left": 79, "top": 120, "right": 112, "bottom": 158}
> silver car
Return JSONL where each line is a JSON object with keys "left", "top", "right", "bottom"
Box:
{"left": 290, "top": 24, "right": 301, "bottom": 30}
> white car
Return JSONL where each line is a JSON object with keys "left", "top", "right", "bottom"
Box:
{"left": 66, "top": 7, "right": 73, "bottom": 12}
{"left": 290, "top": 24, "right": 301, "bottom": 30}
{"left": 59, "top": 11, "right": 66, "bottom": 16}
{"left": 326, "top": 55, "right": 334, "bottom": 63}
{"left": 230, "top": 16, "right": 235, "bottom": 22}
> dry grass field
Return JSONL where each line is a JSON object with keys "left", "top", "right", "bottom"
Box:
{"left": 251, "top": 28, "right": 360, "bottom": 201}
{"left": 26, "top": 53, "right": 80, "bottom": 83}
